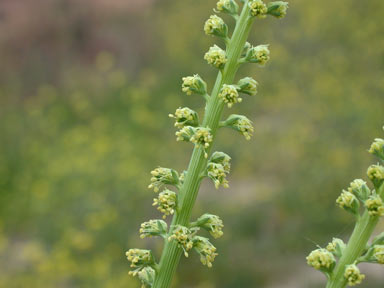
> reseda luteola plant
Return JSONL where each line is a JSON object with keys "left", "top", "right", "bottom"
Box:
{"left": 126, "top": 1, "right": 289, "bottom": 287}
{"left": 307, "top": 130, "right": 384, "bottom": 287}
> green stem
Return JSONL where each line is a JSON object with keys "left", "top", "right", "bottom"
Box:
{"left": 326, "top": 184, "right": 384, "bottom": 288}
{"left": 152, "top": 3, "right": 254, "bottom": 287}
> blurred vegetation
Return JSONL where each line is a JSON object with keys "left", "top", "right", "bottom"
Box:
{"left": 0, "top": 0, "right": 383, "bottom": 287}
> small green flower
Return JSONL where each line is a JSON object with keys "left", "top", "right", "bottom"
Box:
{"left": 369, "top": 138, "right": 384, "bottom": 160}
{"left": 373, "top": 245, "right": 384, "bottom": 264}
{"left": 168, "top": 225, "right": 195, "bottom": 257}
{"left": 216, "top": 0, "right": 239, "bottom": 15}
{"left": 137, "top": 266, "right": 156, "bottom": 288}
{"left": 181, "top": 74, "right": 207, "bottom": 95}
{"left": 344, "top": 264, "right": 365, "bottom": 286}
{"left": 207, "top": 162, "right": 229, "bottom": 189}
{"left": 204, "top": 15, "right": 228, "bottom": 38}
{"left": 365, "top": 194, "right": 384, "bottom": 217}
{"left": 267, "top": 1, "right": 289, "bottom": 18}
{"left": 245, "top": 44, "right": 270, "bottom": 65}
{"left": 219, "top": 84, "right": 242, "bottom": 108}
{"left": 223, "top": 114, "right": 254, "bottom": 140}
{"left": 237, "top": 77, "right": 258, "bottom": 96}
{"left": 148, "top": 167, "right": 179, "bottom": 192}
{"left": 169, "top": 107, "right": 199, "bottom": 128}
{"left": 249, "top": 0, "right": 268, "bottom": 18}
{"left": 195, "top": 213, "right": 224, "bottom": 239}
{"left": 153, "top": 189, "right": 177, "bottom": 218}
{"left": 209, "top": 151, "right": 231, "bottom": 172}
{"left": 336, "top": 190, "right": 360, "bottom": 216}
{"left": 140, "top": 219, "right": 168, "bottom": 238}
{"left": 326, "top": 238, "right": 346, "bottom": 258}
{"left": 306, "top": 248, "right": 336, "bottom": 273}
{"left": 367, "top": 164, "right": 384, "bottom": 188}
{"left": 126, "top": 249, "right": 155, "bottom": 276}
{"left": 175, "top": 126, "right": 196, "bottom": 142}
{"left": 204, "top": 45, "right": 227, "bottom": 69}
{"left": 193, "top": 236, "right": 218, "bottom": 268}
{"left": 348, "top": 179, "right": 370, "bottom": 201}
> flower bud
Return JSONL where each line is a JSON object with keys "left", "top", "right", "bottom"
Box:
{"left": 373, "top": 245, "right": 384, "bottom": 264}
{"left": 140, "top": 219, "right": 168, "bottom": 239}
{"left": 169, "top": 107, "right": 199, "bottom": 128}
{"left": 219, "top": 84, "right": 242, "bottom": 108}
{"left": 176, "top": 126, "right": 195, "bottom": 142}
{"left": 138, "top": 266, "right": 156, "bottom": 288}
{"left": 249, "top": 0, "right": 268, "bottom": 18}
{"left": 153, "top": 189, "right": 177, "bottom": 218}
{"left": 344, "top": 264, "right": 365, "bottom": 286}
{"left": 195, "top": 213, "right": 224, "bottom": 239}
{"left": 336, "top": 190, "right": 360, "bottom": 216}
{"left": 209, "top": 151, "right": 231, "bottom": 172}
{"left": 207, "top": 162, "right": 229, "bottom": 189}
{"left": 267, "top": 1, "right": 289, "bottom": 18}
{"left": 245, "top": 44, "right": 270, "bottom": 65}
{"left": 190, "top": 127, "right": 213, "bottom": 158}
{"left": 168, "top": 225, "right": 195, "bottom": 257}
{"left": 326, "top": 238, "right": 346, "bottom": 258}
{"left": 348, "top": 179, "right": 371, "bottom": 201}
{"left": 367, "top": 164, "right": 384, "bottom": 188}
{"left": 182, "top": 74, "right": 208, "bottom": 95}
{"left": 306, "top": 248, "right": 336, "bottom": 273}
{"left": 369, "top": 138, "right": 384, "bottom": 160}
{"left": 193, "top": 236, "right": 218, "bottom": 268}
{"left": 204, "top": 45, "right": 227, "bottom": 69}
{"left": 237, "top": 77, "right": 258, "bottom": 96}
{"left": 148, "top": 167, "right": 179, "bottom": 192}
{"left": 216, "top": 0, "right": 239, "bottom": 15}
{"left": 204, "top": 15, "right": 228, "bottom": 38}
{"left": 365, "top": 194, "right": 384, "bottom": 217}
{"left": 223, "top": 114, "right": 254, "bottom": 140}
{"left": 126, "top": 249, "right": 155, "bottom": 276}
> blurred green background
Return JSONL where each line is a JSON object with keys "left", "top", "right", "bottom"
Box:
{"left": 0, "top": 0, "right": 383, "bottom": 287}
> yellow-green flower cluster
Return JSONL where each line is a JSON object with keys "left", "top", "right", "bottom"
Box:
{"left": 373, "top": 245, "right": 384, "bottom": 264}
{"left": 249, "top": 0, "right": 267, "bottom": 18}
{"left": 216, "top": 0, "right": 239, "bottom": 15}
{"left": 204, "top": 45, "right": 227, "bottom": 69}
{"left": 348, "top": 179, "right": 370, "bottom": 200}
{"left": 306, "top": 248, "right": 336, "bottom": 271}
{"left": 176, "top": 127, "right": 213, "bottom": 157}
{"left": 207, "top": 162, "right": 229, "bottom": 189}
{"left": 181, "top": 74, "right": 207, "bottom": 95}
{"left": 367, "top": 164, "right": 384, "bottom": 187}
{"left": 267, "top": 1, "right": 289, "bottom": 18}
{"left": 369, "top": 138, "right": 384, "bottom": 159}
{"left": 168, "top": 225, "right": 195, "bottom": 257}
{"left": 219, "top": 84, "right": 242, "bottom": 108}
{"left": 196, "top": 213, "right": 224, "bottom": 239}
{"left": 365, "top": 195, "right": 384, "bottom": 217}
{"left": 245, "top": 44, "right": 270, "bottom": 65}
{"left": 336, "top": 190, "right": 359, "bottom": 215}
{"left": 344, "top": 264, "right": 365, "bottom": 286}
{"left": 126, "top": 249, "right": 153, "bottom": 276}
{"left": 210, "top": 151, "right": 231, "bottom": 172}
{"left": 139, "top": 219, "right": 168, "bottom": 239}
{"left": 137, "top": 266, "right": 155, "bottom": 288}
{"left": 153, "top": 189, "right": 177, "bottom": 218}
{"left": 229, "top": 114, "right": 254, "bottom": 140}
{"left": 237, "top": 77, "right": 258, "bottom": 96}
{"left": 326, "top": 238, "right": 346, "bottom": 257}
{"left": 148, "top": 167, "right": 179, "bottom": 192}
{"left": 169, "top": 107, "right": 199, "bottom": 128}
{"left": 193, "top": 236, "right": 218, "bottom": 268}
{"left": 204, "top": 15, "right": 228, "bottom": 38}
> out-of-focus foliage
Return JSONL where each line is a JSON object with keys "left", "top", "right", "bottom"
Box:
{"left": 0, "top": 0, "right": 383, "bottom": 287}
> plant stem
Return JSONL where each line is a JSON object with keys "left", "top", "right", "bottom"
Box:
{"left": 326, "top": 184, "right": 384, "bottom": 288}
{"left": 152, "top": 2, "right": 254, "bottom": 287}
